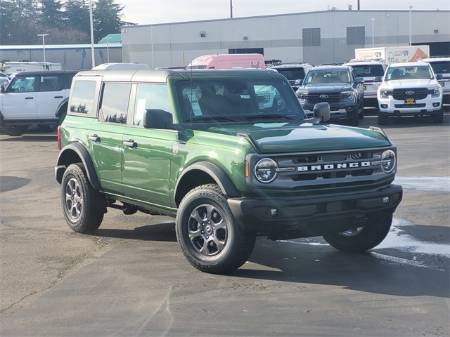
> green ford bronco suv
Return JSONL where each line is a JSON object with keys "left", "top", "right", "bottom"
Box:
{"left": 55, "top": 69, "right": 402, "bottom": 274}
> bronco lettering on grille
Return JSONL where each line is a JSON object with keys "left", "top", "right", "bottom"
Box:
{"left": 297, "top": 161, "right": 372, "bottom": 172}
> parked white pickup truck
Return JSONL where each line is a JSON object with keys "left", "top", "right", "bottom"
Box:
{"left": 422, "top": 57, "right": 450, "bottom": 105}
{"left": 0, "top": 71, "right": 76, "bottom": 135}
{"left": 377, "top": 62, "right": 443, "bottom": 124}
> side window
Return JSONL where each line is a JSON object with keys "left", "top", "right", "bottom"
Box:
{"left": 100, "top": 82, "right": 131, "bottom": 124}
{"left": 39, "top": 75, "right": 60, "bottom": 92}
{"left": 134, "top": 83, "right": 172, "bottom": 126}
{"left": 69, "top": 80, "right": 97, "bottom": 115}
{"left": 59, "top": 74, "right": 75, "bottom": 90}
{"left": 7, "top": 76, "right": 38, "bottom": 93}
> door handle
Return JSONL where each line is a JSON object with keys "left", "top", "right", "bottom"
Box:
{"left": 123, "top": 139, "right": 137, "bottom": 148}
{"left": 88, "top": 134, "right": 100, "bottom": 142}
{"left": 25, "top": 97, "right": 34, "bottom": 100}
{"left": 54, "top": 95, "right": 63, "bottom": 99}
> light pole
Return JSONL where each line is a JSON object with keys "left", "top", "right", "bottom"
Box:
{"left": 408, "top": 5, "right": 413, "bottom": 46}
{"left": 370, "top": 18, "right": 375, "bottom": 48}
{"left": 88, "top": 0, "right": 96, "bottom": 67}
{"left": 37, "top": 33, "right": 49, "bottom": 63}
{"left": 230, "top": 0, "right": 233, "bottom": 18}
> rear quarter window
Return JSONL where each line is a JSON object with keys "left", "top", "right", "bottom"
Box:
{"left": 69, "top": 80, "right": 97, "bottom": 117}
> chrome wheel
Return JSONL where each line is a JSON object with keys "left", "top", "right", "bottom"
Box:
{"left": 65, "top": 177, "right": 83, "bottom": 221}
{"left": 188, "top": 204, "right": 228, "bottom": 256}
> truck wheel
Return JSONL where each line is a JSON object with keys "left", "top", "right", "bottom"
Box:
{"left": 6, "top": 127, "right": 26, "bottom": 136}
{"left": 61, "top": 163, "right": 105, "bottom": 233}
{"left": 323, "top": 212, "right": 393, "bottom": 253}
{"left": 176, "top": 184, "right": 256, "bottom": 274}
{"left": 432, "top": 110, "right": 443, "bottom": 124}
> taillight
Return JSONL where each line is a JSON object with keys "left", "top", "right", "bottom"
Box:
{"left": 57, "top": 126, "right": 61, "bottom": 150}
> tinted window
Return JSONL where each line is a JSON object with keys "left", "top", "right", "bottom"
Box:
{"left": 385, "top": 66, "right": 433, "bottom": 81}
{"left": 39, "top": 75, "right": 60, "bottom": 92}
{"left": 276, "top": 68, "right": 306, "bottom": 81}
{"left": 100, "top": 82, "right": 131, "bottom": 124}
{"left": 429, "top": 61, "right": 450, "bottom": 74}
{"left": 176, "top": 78, "right": 302, "bottom": 122}
{"left": 7, "top": 76, "right": 38, "bottom": 93}
{"left": 134, "top": 83, "right": 172, "bottom": 126}
{"left": 60, "top": 74, "right": 75, "bottom": 89}
{"left": 69, "top": 80, "right": 97, "bottom": 115}
{"left": 350, "top": 64, "right": 385, "bottom": 77}
{"left": 304, "top": 69, "right": 351, "bottom": 84}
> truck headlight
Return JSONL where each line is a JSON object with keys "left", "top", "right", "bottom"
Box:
{"left": 381, "top": 150, "right": 396, "bottom": 174}
{"left": 380, "top": 89, "right": 392, "bottom": 99}
{"left": 254, "top": 158, "right": 278, "bottom": 183}
{"left": 429, "top": 86, "right": 441, "bottom": 97}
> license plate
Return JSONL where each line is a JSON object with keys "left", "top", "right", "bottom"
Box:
{"left": 405, "top": 98, "right": 415, "bottom": 105}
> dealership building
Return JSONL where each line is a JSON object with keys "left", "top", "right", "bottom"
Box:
{"left": 122, "top": 9, "right": 450, "bottom": 67}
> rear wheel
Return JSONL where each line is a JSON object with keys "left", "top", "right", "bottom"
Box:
{"left": 61, "top": 163, "right": 105, "bottom": 233}
{"left": 176, "top": 184, "right": 255, "bottom": 274}
{"left": 323, "top": 212, "right": 393, "bottom": 253}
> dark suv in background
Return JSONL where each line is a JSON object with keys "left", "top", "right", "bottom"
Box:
{"left": 296, "top": 65, "right": 364, "bottom": 126}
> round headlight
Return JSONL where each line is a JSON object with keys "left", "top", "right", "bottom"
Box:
{"left": 381, "top": 150, "right": 396, "bottom": 173}
{"left": 254, "top": 158, "right": 278, "bottom": 183}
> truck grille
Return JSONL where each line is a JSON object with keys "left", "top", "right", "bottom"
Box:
{"left": 305, "top": 93, "right": 342, "bottom": 104}
{"left": 270, "top": 149, "right": 391, "bottom": 191}
{"left": 392, "top": 88, "right": 428, "bottom": 100}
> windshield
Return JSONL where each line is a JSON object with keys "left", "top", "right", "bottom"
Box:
{"left": 385, "top": 65, "right": 433, "bottom": 81}
{"left": 276, "top": 68, "right": 306, "bottom": 81}
{"left": 350, "top": 64, "right": 385, "bottom": 77}
{"left": 428, "top": 61, "right": 450, "bottom": 74}
{"left": 303, "top": 69, "right": 351, "bottom": 85}
{"left": 176, "top": 78, "right": 304, "bottom": 123}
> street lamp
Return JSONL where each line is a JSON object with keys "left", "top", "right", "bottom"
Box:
{"left": 37, "top": 33, "right": 49, "bottom": 63}
{"left": 408, "top": 5, "right": 413, "bottom": 46}
{"left": 88, "top": 0, "right": 96, "bottom": 67}
{"left": 370, "top": 18, "right": 375, "bottom": 48}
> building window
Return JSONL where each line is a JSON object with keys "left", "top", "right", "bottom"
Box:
{"left": 302, "top": 28, "right": 321, "bottom": 47}
{"left": 347, "top": 26, "right": 365, "bottom": 45}
{"left": 100, "top": 82, "right": 131, "bottom": 124}
{"left": 229, "top": 48, "right": 264, "bottom": 55}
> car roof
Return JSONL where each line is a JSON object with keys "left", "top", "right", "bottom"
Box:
{"left": 388, "top": 62, "right": 430, "bottom": 67}
{"left": 421, "top": 57, "right": 450, "bottom": 63}
{"left": 75, "top": 69, "right": 285, "bottom": 82}
{"left": 13, "top": 70, "right": 77, "bottom": 77}
{"left": 272, "top": 63, "right": 312, "bottom": 69}
{"left": 309, "top": 65, "right": 351, "bottom": 71}
{"left": 344, "top": 61, "right": 384, "bottom": 66}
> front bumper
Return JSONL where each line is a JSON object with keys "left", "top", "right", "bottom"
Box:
{"left": 228, "top": 184, "right": 402, "bottom": 238}
{"left": 302, "top": 101, "right": 357, "bottom": 119}
{"left": 378, "top": 95, "right": 442, "bottom": 114}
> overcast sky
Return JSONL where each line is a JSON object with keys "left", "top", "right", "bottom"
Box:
{"left": 118, "top": 0, "right": 450, "bottom": 25}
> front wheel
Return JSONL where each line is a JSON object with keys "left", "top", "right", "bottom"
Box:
{"left": 176, "top": 184, "right": 255, "bottom": 274}
{"left": 323, "top": 212, "right": 393, "bottom": 253}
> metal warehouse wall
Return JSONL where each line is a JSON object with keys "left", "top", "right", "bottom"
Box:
{"left": 0, "top": 46, "right": 122, "bottom": 71}
{"left": 122, "top": 10, "right": 450, "bottom": 67}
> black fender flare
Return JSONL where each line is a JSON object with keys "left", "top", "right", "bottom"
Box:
{"left": 174, "top": 161, "right": 240, "bottom": 200}
{"left": 55, "top": 142, "right": 101, "bottom": 190}
{"left": 55, "top": 98, "right": 69, "bottom": 117}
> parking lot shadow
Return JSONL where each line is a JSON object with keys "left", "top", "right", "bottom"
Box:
{"left": 0, "top": 134, "right": 56, "bottom": 142}
{"left": 94, "top": 221, "right": 177, "bottom": 242}
{"left": 237, "top": 238, "right": 450, "bottom": 298}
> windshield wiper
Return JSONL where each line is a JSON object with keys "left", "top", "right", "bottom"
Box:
{"left": 239, "top": 114, "right": 301, "bottom": 120}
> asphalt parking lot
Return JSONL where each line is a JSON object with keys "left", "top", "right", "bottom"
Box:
{"left": 1, "top": 113, "right": 449, "bottom": 337}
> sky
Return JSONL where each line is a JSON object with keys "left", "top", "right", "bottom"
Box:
{"left": 118, "top": 0, "right": 450, "bottom": 25}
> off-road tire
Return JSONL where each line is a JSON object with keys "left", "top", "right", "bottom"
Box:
{"left": 61, "top": 163, "right": 105, "bottom": 233}
{"left": 323, "top": 212, "right": 393, "bottom": 253}
{"left": 176, "top": 184, "right": 256, "bottom": 274}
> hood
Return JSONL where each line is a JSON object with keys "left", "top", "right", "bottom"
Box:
{"left": 205, "top": 122, "right": 390, "bottom": 154}
{"left": 381, "top": 79, "right": 439, "bottom": 89}
{"left": 299, "top": 84, "right": 353, "bottom": 94}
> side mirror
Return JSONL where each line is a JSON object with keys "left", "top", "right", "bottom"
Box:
{"left": 313, "top": 102, "right": 331, "bottom": 123}
{"left": 436, "top": 74, "right": 443, "bottom": 80}
{"left": 143, "top": 109, "right": 173, "bottom": 129}
{"left": 355, "top": 77, "right": 364, "bottom": 84}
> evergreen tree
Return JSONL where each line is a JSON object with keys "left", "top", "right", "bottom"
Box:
{"left": 64, "top": 0, "right": 90, "bottom": 36}
{"left": 40, "top": 0, "right": 64, "bottom": 28}
{"left": 93, "top": 0, "right": 123, "bottom": 42}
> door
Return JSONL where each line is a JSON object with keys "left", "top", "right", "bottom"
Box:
{"left": 1, "top": 75, "right": 38, "bottom": 120}
{"left": 122, "top": 83, "right": 176, "bottom": 206}
{"left": 36, "top": 74, "right": 67, "bottom": 119}
{"left": 90, "top": 82, "right": 132, "bottom": 193}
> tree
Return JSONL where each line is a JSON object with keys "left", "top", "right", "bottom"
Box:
{"left": 64, "top": 0, "right": 90, "bottom": 37}
{"left": 40, "top": 0, "right": 64, "bottom": 28}
{"left": 93, "top": 0, "right": 123, "bottom": 42}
